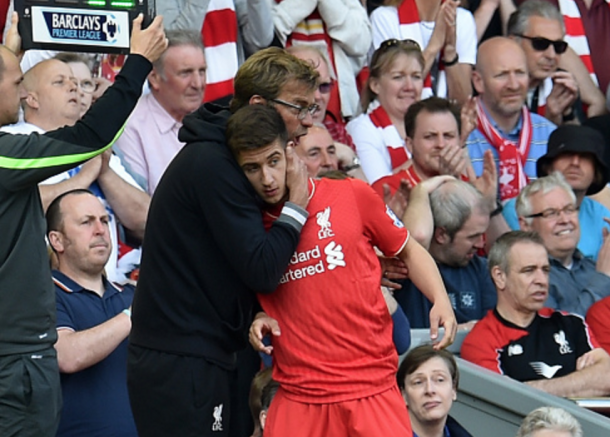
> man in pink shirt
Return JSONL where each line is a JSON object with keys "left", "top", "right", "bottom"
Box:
{"left": 114, "top": 29, "right": 206, "bottom": 194}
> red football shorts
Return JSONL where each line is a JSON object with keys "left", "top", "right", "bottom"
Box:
{"left": 264, "top": 385, "right": 412, "bottom": 437}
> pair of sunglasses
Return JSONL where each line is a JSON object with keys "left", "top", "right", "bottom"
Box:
{"left": 379, "top": 38, "right": 422, "bottom": 51}
{"left": 515, "top": 34, "right": 568, "bottom": 54}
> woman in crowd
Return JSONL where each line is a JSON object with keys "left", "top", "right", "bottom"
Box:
{"left": 346, "top": 39, "right": 424, "bottom": 184}
{"left": 398, "top": 344, "right": 473, "bottom": 437}
{"left": 369, "top": 0, "right": 476, "bottom": 105}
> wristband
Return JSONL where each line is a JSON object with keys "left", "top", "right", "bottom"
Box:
{"left": 443, "top": 53, "right": 459, "bottom": 67}
{"left": 122, "top": 308, "right": 132, "bottom": 319}
{"left": 343, "top": 156, "right": 361, "bottom": 172}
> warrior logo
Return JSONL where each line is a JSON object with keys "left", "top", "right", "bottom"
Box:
{"left": 316, "top": 207, "right": 334, "bottom": 239}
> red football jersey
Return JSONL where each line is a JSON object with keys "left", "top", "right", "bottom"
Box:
{"left": 259, "top": 178, "right": 409, "bottom": 403}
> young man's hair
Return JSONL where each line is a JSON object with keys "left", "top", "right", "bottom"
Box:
{"left": 230, "top": 47, "right": 319, "bottom": 113}
{"left": 397, "top": 344, "right": 459, "bottom": 391}
{"left": 515, "top": 171, "right": 576, "bottom": 226}
{"left": 487, "top": 230, "right": 545, "bottom": 276}
{"left": 404, "top": 96, "right": 461, "bottom": 139}
{"left": 430, "top": 180, "right": 486, "bottom": 240}
{"left": 46, "top": 189, "right": 95, "bottom": 251}
{"left": 507, "top": 0, "right": 565, "bottom": 37}
{"left": 226, "top": 105, "right": 289, "bottom": 156}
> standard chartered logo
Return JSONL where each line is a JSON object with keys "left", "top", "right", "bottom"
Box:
{"left": 279, "top": 241, "right": 346, "bottom": 284}
{"left": 324, "top": 241, "right": 346, "bottom": 270}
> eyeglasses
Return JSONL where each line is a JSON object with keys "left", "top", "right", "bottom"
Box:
{"left": 77, "top": 79, "right": 95, "bottom": 94}
{"left": 525, "top": 204, "right": 578, "bottom": 219}
{"left": 318, "top": 81, "right": 333, "bottom": 94}
{"left": 271, "top": 98, "right": 319, "bottom": 120}
{"left": 515, "top": 34, "right": 568, "bottom": 54}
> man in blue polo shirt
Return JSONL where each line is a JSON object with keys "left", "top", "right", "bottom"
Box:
{"left": 466, "top": 37, "right": 555, "bottom": 201}
{"left": 46, "top": 189, "right": 136, "bottom": 437}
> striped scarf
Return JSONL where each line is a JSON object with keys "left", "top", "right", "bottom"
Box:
{"left": 397, "top": 0, "right": 443, "bottom": 99}
{"left": 201, "top": 0, "right": 238, "bottom": 102}
{"left": 476, "top": 98, "right": 532, "bottom": 201}
{"left": 557, "top": 0, "right": 610, "bottom": 86}
{"left": 368, "top": 101, "right": 410, "bottom": 170}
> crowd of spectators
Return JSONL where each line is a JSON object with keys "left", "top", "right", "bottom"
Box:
{"left": 1, "top": 0, "right": 610, "bottom": 435}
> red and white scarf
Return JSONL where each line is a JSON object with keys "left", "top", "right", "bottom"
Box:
{"left": 397, "top": 0, "right": 444, "bottom": 99}
{"left": 368, "top": 101, "right": 410, "bottom": 170}
{"left": 476, "top": 98, "right": 532, "bottom": 201}
{"left": 557, "top": 0, "right": 610, "bottom": 86}
{"left": 201, "top": 0, "right": 238, "bottom": 102}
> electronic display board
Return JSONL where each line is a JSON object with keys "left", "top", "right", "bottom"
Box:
{"left": 16, "top": 0, "right": 155, "bottom": 53}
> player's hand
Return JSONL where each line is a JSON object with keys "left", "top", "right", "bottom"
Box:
{"left": 130, "top": 14, "right": 167, "bottom": 63}
{"left": 429, "top": 299, "right": 457, "bottom": 350}
{"left": 249, "top": 312, "right": 281, "bottom": 355}
{"left": 286, "top": 143, "right": 310, "bottom": 209}
{"left": 5, "top": 12, "right": 21, "bottom": 55}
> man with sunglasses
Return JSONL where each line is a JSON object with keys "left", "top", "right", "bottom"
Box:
{"left": 507, "top": 0, "right": 581, "bottom": 126}
{"left": 515, "top": 172, "right": 610, "bottom": 316}
{"left": 127, "top": 47, "right": 318, "bottom": 437}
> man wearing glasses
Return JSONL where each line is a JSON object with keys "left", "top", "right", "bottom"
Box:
{"left": 127, "top": 47, "right": 318, "bottom": 437}
{"left": 1, "top": 58, "right": 150, "bottom": 284}
{"left": 507, "top": 0, "right": 605, "bottom": 126}
{"left": 515, "top": 172, "right": 610, "bottom": 316}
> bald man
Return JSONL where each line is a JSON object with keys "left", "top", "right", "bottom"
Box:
{"left": 12, "top": 59, "right": 81, "bottom": 132}
{"left": 1, "top": 59, "right": 151, "bottom": 284}
{"left": 465, "top": 37, "right": 556, "bottom": 201}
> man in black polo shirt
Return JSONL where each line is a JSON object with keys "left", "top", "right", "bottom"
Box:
{"left": 462, "top": 231, "right": 610, "bottom": 398}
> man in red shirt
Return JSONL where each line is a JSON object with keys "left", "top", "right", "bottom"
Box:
{"left": 227, "top": 104, "right": 457, "bottom": 437}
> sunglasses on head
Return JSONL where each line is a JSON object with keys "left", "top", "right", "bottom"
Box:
{"left": 379, "top": 38, "right": 422, "bottom": 51}
{"left": 516, "top": 34, "right": 568, "bottom": 54}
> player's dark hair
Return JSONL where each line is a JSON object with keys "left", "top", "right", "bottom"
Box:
{"left": 226, "top": 105, "right": 289, "bottom": 156}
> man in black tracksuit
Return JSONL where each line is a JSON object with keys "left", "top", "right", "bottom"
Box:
{"left": 0, "top": 17, "right": 166, "bottom": 436}
{"left": 127, "top": 47, "right": 319, "bottom": 437}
